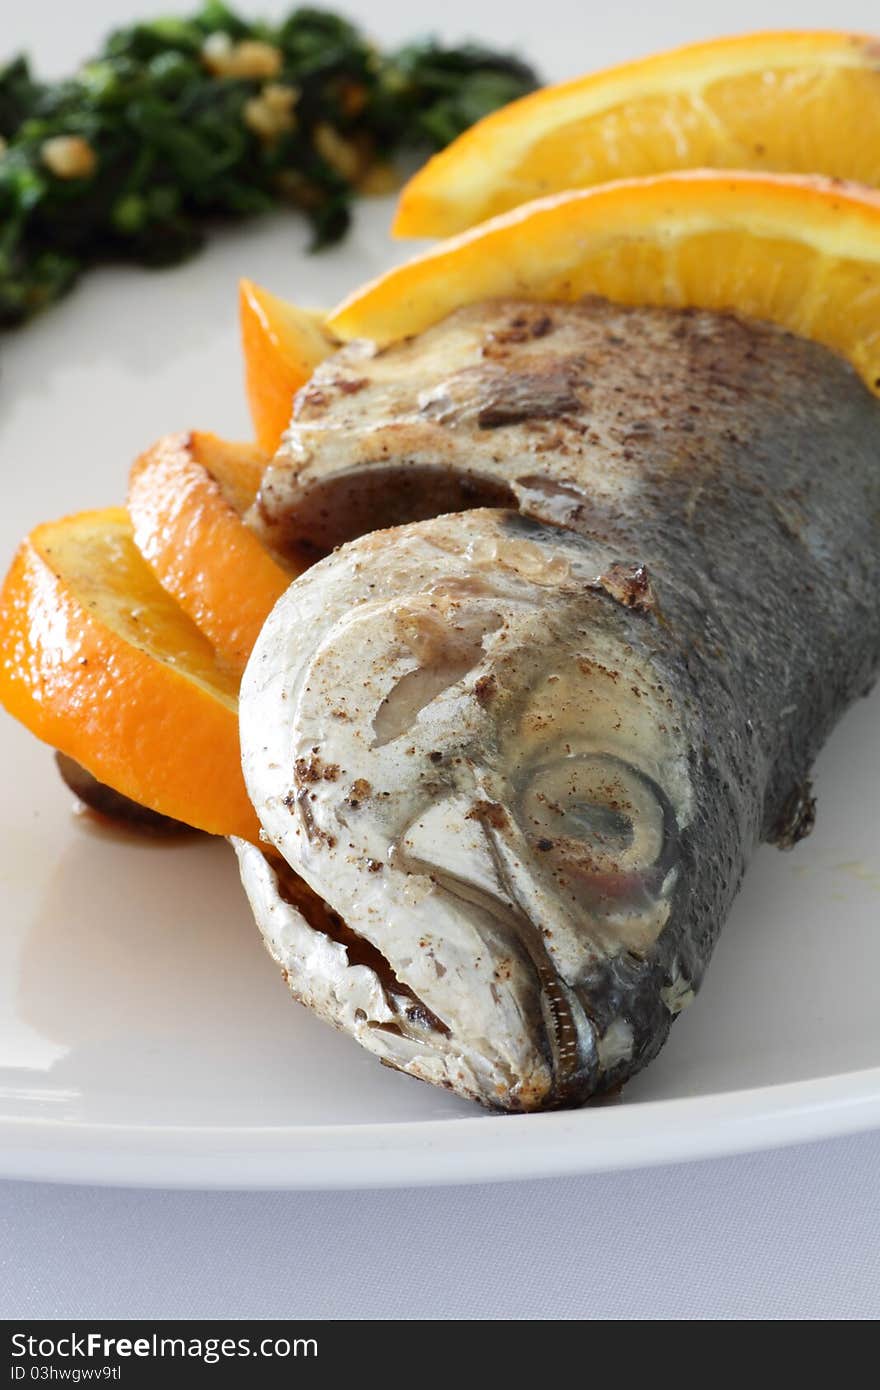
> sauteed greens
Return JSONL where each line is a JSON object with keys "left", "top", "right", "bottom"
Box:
{"left": 0, "top": 2, "right": 538, "bottom": 326}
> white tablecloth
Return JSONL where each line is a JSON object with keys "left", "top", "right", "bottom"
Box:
{"left": 2, "top": 1133, "right": 878, "bottom": 1320}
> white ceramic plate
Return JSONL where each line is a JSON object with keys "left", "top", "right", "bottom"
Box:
{"left": 2, "top": 0, "right": 879, "bottom": 1189}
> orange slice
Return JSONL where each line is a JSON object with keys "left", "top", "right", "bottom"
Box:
{"left": 128, "top": 431, "right": 296, "bottom": 673}
{"left": 239, "top": 278, "right": 335, "bottom": 452}
{"left": 331, "top": 171, "right": 880, "bottom": 397}
{"left": 0, "top": 508, "right": 260, "bottom": 841}
{"left": 394, "top": 30, "right": 880, "bottom": 237}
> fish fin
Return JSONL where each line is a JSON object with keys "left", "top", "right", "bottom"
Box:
{"left": 770, "top": 780, "right": 817, "bottom": 850}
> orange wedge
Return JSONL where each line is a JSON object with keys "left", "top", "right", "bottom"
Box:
{"left": 239, "top": 278, "right": 335, "bottom": 452}
{"left": 0, "top": 508, "right": 260, "bottom": 841}
{"left": 394, "top": 30, "right": 880, "bottom": 237}
{"left": 128, "top": 431, "right": 296, "bottom": 673}
{"left": 331, "top": 171, "right": 880, "bottom": 397}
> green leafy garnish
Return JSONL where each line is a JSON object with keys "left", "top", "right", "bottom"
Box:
{"left": 0, "top": 4, "right": 539, "bottom": 326}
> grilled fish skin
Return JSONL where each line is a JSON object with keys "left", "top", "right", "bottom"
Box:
{"left": 238, "top": 299, "right": 880, "bottom": 1111}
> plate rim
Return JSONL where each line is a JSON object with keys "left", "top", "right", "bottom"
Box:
{"left": 2, "top": 1064, "right": 879, "bottom": 1189}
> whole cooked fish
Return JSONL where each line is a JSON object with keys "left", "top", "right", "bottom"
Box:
{"left": 235, "top": 298, "right": 880, "bottom": 1111}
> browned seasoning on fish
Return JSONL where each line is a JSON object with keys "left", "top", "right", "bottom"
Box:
{"left": 237, "top": 296, "right": 880, "bottom": 1112}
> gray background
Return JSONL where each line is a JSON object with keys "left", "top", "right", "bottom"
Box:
{"left": 2, "top": 1134, "right": 879, "bottom": 1319}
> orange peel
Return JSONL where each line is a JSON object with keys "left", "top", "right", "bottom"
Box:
{"left": 0, "top": 508, "right": 260, "bottom": 840}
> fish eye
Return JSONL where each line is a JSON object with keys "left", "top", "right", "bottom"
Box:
{"left": 517, "top": 753, "right": 674, "bottom": 883}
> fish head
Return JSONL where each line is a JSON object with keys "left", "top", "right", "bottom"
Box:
{"left": 241, "top": 509, "right": 695, "bottom": 1109}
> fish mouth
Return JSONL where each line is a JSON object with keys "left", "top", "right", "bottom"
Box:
{"left": 236, "top": 836, "right": 560, "bottom": 1110}
{"left": 262, "top": 848, "right": 452, "bottom": 1043}
{"left": 238, "top": 827, "right": 600, "bottom": 1110}
{"left": 392, "top": 832, "right": 600, "bottom": 1107}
